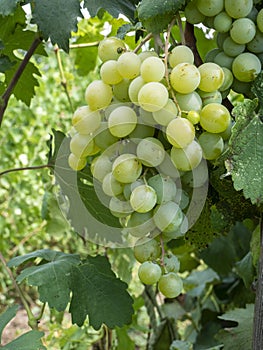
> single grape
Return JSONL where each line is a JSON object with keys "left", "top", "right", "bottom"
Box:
{"left": 166, "top": 117, "right": 195, "bottom": 148}
{"left": 68, "top": 153, "right": 87, "bottom": 171}
{"left": 140, "top": 56, "right": 165, "bottom": 82}
{"left": 102, "top": 172, "right": 123, "bottom": 197}
{"left": 214, "top": 11, "right": 232, "bottom": 33}
{"left": 168, "top": 45, "right": 194, "bottom": 68}
{"left": 148, "top": 174, "right": 177, "bottom": 204}
{"left": 198, "top": 90, "right": 222, "bottom": 106}
{"left": 198, "top": 62, "right": 224, "bottom": 92}
{"left": 123, "top": 179, "right": 144, "bottom": 200}
{"left": 170, "top": 140, "right": 203, "bottom": 171}
{"left": 200, "top": 103, "right": 231, "bottom": 133}
{"left": 196, "top": 0, "right": 224, "bottom": 16}
{"left": 205, "top": 48, "right": 221, "bottom": 63}
{"left": 232, "top": 52, "right": 261, "bottom": 82}
{"left": 219, "top": 67, "right": 234, "bottom": 91}
{"left": 152, "top": 99, "right": 178, "bottom": 126}
{"left": 213, "top": 51, "right": 234, "bottom": 70}
{"left": 130, "top": 185, "right": 157, "bottom": 213}
{"left": 186, "top": 110, "right": 200, "bottom": 125}
{"left": 91, "top": 155, "right": 113, "bottom": 182}
{"left": 138, "top": 50, "right": 158, "bottom": 62}
{"left": 257, "top": 9, "right": 263, "bottom": 33}
{"left": 126, "top": 211, "right": 156, "bottom": 237}
{"left": 153, "top": 201, "right": 183, "bottom": 233}
{"left": 72, "top": 105, "right": 101, "bottom": 134}
{"left": 170, "top": 63, "right": 201, "bottom": 94}
{"left": 112, "top": 154, "right": 142, "bottom": 183}
{"left": 163, "top": 254, "right": 180, "bottom": 273}
{"left": 246, "top": 29, "right": 263, "bottom": 54}
{"left": 225, "top": 0, "right": 253, "bottom": 19}
{"left": 112, "top": 79, "right": 131, "bottom": 102}
{"left": 94, "top": 122, "right": 119, "bottom": 150}
{"left": 98, "top": 37, "right": 126, "bottom": 62}
{"left": 184, "top": 1, "right": 205, "bottom": 24}
{"left": 175, "top": 92, "right": 202, "bottom": 112}
{"left": 158, "top": 272, "right": 183, "bottom": 298}
{"left": 70, "top": 133, "right": 94, "bottom": 158}
{"left": 230, "top": 18, "right": 256, "bottom": 45}
{"left": 138, "top": 261, "right": 162, "bottom": 285}
{"left": 129, "top": 122, "right": 155, "bottom": 139}
{"left": 198, "top": 132, "right": 224, "bottom": 160}
{"left": 138, "top": 82, "right": 169, "bottom": 112}
{"left": 136, "top": 137, "right": 165, "bottom": 167}
{"left": 85, "top": 80, "right": 113, "bottom": 110}
{"left": 108, "top": 106, "right": 137, "bottom": 138}
{"left": 134, "top": 238, "right": 161, "bottom": 263}
{"left": 222, "top": 37, "right": 245, "bottom": 57}
{"left": 128, "top": 76, "right": 145, "bottom": 105}
{"left": 109, "top": 195, "right": 133, "bottom": 218}
{"left": 117, "top": 52, "right": 141, "bottom": 79}
{"left": 100, "top": 60, "right": 123, "bottom": 85}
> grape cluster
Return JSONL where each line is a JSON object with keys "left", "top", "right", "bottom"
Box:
{"left": 185, "top": 0, "right": 263, "bottom": 96}
{"left": 67, "top": 37, "right": 233, "bottom": 298}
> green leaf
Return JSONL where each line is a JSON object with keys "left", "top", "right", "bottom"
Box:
{"left": 137, "top": 0, "right": 185, "bottom": 33}
{"left": 184, "top": 268, "right": 219, "bottom": 298}
{"left": 0, "top": 0, "right": 20, "bottom": 16}
{"left": 32, "top": 0, "right": 82, "bottom": 52}
{"left": 235, "top": 252, "right": 255, "bottom": 289}
{"left": 252, "top": 71, "right": 263, "bottom": 115}
{"left": 0, "top": 55, "right": 14, "bottom": 73}
{"left": 170, "top": 340, "right": 193, "bottom": 350}
{"left": 216, "top": 304, "right": 254, "bottom": 350}
{"left": 0, "top": 305, "right": 19, "bottom": 342}
{"left": 2, "top": 330, "right": 46, "bottom": 350}
{"left": 116, "top": 326, "right": 135, "bottom": 350}
{"left": 83, "top": 0, "right": 139, "bottom": 23}
{"left": 8, "top": 249, "right": 81, "bottom": 311}
{"left": 69, "top": 255, "right": 134, "bottom": 329}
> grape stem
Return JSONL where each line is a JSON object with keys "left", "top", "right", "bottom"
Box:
{"left": 133, "top": 32, "right": 153, "bottom": 54}
{"left": 70, "top": 42, "right": 99, "bottom": 49}
{"left": 0, "top": 164, "right": 52, "bottom": 177}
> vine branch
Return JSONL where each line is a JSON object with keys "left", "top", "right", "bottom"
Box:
{"left": 133, "top": 32, "right": 153, "bottom": 54}
{"left": 184, "top": 22, "right": 202, "bottom": 67}
{"left": 0, "top": 35, "right": 42, "bottom": 127}
{"left": 0, "top": 164, "right": 52, "bottom": 177}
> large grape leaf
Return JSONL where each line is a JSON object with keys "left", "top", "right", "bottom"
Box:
{"left": 0, "top": 0, "right": 20, "bottom": 16}
{"left": 32, "top": 0, "right": 82, "bottom": 52}
{"left": 137, "top": 0, "right": 185, "bottom": 33}
{"left": 8, "top": 249, "right": 81, "bottom": 311}
{"left": 216, "top": 304, "right": 254, "bottom": 350}
{"left": 252, "top": 71, "right": 263, "bottom": 115}
{"left": 83, "top": 0, "right": 139, "bottom": 23}
{"left": 69, "top": 255, "right": 134, "bottom": 329}
{"left": 0, "top": 305, "right": 19, "bottom": 342}
{"left": 227, "top": 99, "right": 263, "bottom": 205}
{"left": 2, "top": 330, "right": 46, "bottom": 350}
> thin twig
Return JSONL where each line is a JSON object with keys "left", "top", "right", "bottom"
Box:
{"left": 0, "top": 35, "right": 42, "bottom": 127}
{"left": 0, "top": 164, "right": 52, "bottom": 177}
{"left": 133, "top": 32, "right": 153, "bottom": 53}
{"left": 70, "top": 42, "right": 100, "bottom": 49}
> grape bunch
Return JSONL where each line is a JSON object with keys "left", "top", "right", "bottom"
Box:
{"left": 67, "top": 36, "right": 233, "bottom": 298}
{"left": 185, "top": 0, "right": 263, "bottom": 96}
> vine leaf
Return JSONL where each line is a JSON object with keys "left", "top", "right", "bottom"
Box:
{"left": 83, "top": 0, "right": 139, "bottom": 23}
{"left": 252, "top": 71, "right": 263, "bottom": 115}
{"left": 8, "top": 249, "right": 81, "bottom": 311}
{"left": 1, "top": 330, "right": 46, "bottom": 350}
{"left": 216, "top": 304, "right": 254, "bottom": 350}
{"left": 69, "top": 255, "right": 134, "bottom": 329}
{"left": 0, "top": 305, "right": 19, "bottom": 342}
{"left": 32, "top": 0, "right": 82, "bottom": 52}
{"left": 227, "top": 99, "right": 263, "bottom": 205}
{"left": 0, "top": 0, "right": 20, "bottom": 16}
{"left": 137, "top": 0, "right": 185, "bottom": 33}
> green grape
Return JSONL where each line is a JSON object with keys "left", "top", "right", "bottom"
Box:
{"left": 130, "top": 185, "right": 157, "bottom": 213}
{"left": 170, "top": 140, "right": 203, "bottom": 171}
{"left": 175, "top": 92, "right": 202, "bottom": 112}
{"left": 140, "top": 56, "right": 165, "bottom": 82}
{"left": 186, "top": 110, "right": 200, "bottom": 125}
{"left": 231, "top": 78, "right": 252, "bottom": 95}
{"left": 198, "top": 89, "right": 222, "bottom": 106}
{"left": 153, "top": 99, "right": 178, "bottom": 126}
{"left": 230, "top": 18, "right": 256, "bottom": 44}
{"left": 247, "top": 6, "right": 258, "bottom": 22}
{"left": 94, "top": 122, "right": 119, "bottom": 150}
{"left": 108, "top": 106, "right": 137, "bottom": 137}
{"left": 123, "top": 179, "right": 144, "bottom": 200}
{"left": 72, "top": 105, "right": 101, "bottom": 134}
{"left": 109, "top": 195, "right": 133, "bottom": 218}
{"left": 134, "top": 238, "right": 161, "bottom": 263}
{"left": 200, "top": 103, "right": 231, "bottom": 133}
{"left": 205, "top": 48, "right": 221, "bottom": 62}
{"left": 166, "top": 117, "right": 195, "bottom": 148}
{"left": 136, "top": 137, "right": 165, "bottom": 167}
{"left": 184, "top": 1, "right": 205, "bottom": 24}
{"left": 138, "top": 82, "right": 169, "bottom": 112}
{"left": 100, "top": 60, "right": 123, "bottom": 85}
{"left": 112, "top": 154, "right": 142, "bottom": 183}
{"left": 91, "top": 155, "right": 113, "bottom": 182}
{"left": 197, "top": 0, "right": 224, "bottom": 16}
{"left": 168, "top": 45, "right": 194, "bottom": 68}
{"left": 117, "top": 52, "right": 141, "bottom": 79}
{"left": 129, "top": 122, "right": 155, "bottom": 139}
{"left": 98, "top": 37, "right": 126, "bottom": 62}
{"left": 214, "top": 51, "right": 234, "bottom": 70}
{"left": 257, "top": 9, "right": 263, "bottom": 32}
{"left": 102, "top": 172, "right": 123, "bottom": 197}
{"left": 148, "top": 174, "right": 177, "bottom": 204}
{"left": 214, "top": 11, "right": 232, "bottom": 33}
{"left": 225, "top": 0, "right": 253, "bottom": 18}
{"left": 126, "top": 211, "right": 156, "bottom": 237}
{"left": 153, "top": 201, "right": 183, "bottom": 233}
{"left": 85, "top": 80, "right": 113, "bottom": 110}
{"left": 68, "top": 153, "right": 87, "bottom": 171}
{"left": 219, "top": 67, "right": 234, "bottom": 91}
{"left": 70, "top": 132, "right": 94, "bottom": 158}
{"left": 203, "top": 16, "right": 215, "bottom": 28}
{"left": 112, "top": 79, "right": 131, "bottom": 102}
{"left": 181, "top": 158, "right": 208, "bottom": 188}
{"left": 138, "top": 50, "right": 158, "bottom": 62}
{"left": 139, "top": 108, "right": 157, "bottom": 126}
{"left": 232, "top": 52, "right": 261, "bottom": 82}
{"left": 170, "top": 63, "right": 201, "bottom": 94}
{"left": 157, "top": 153, "right": 181, "bottom": 179}
{"left": 138, "top": 261, "right": 162, "bottom": 285}
{"left": 216, "top": 32, "right": 229, "bottom": 50}
{"left": 198, "top": 132, "right": 224, "bottom": 160}
{"left": 198, "top": 62, "right": 224, "bottom": 92}
{"left": 222, "top": 37, "right": 246, "bottom": 57}
{"left": 163, "top": 254, "right": 180, "bottom": 273}
{"left": 158, "top": 272, "right": 183, "bottom": 298}
{"left": 128, "top": 76, "right": 145, "bottom": 105}
{"left": 174, "top": 189, "right": 190, "bottom": 210}
{"left": 218, "top": 120, "right": 233, "bottom": 140}
{"left": 247, "top": 29, "right": 263, "bottom": 53}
